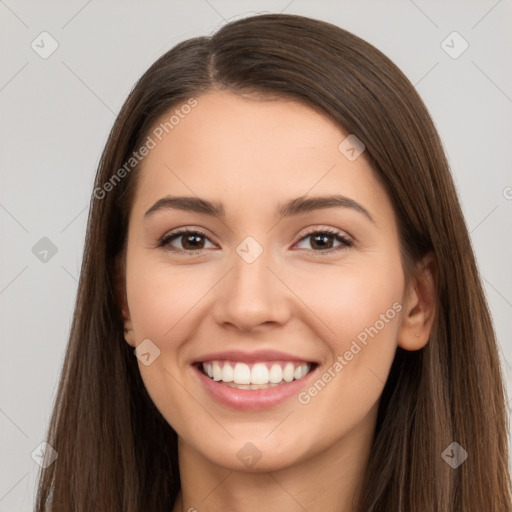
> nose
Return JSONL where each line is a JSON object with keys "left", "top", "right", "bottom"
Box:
{"left": 211, "top": 245, "right": 292, "bottom": 333}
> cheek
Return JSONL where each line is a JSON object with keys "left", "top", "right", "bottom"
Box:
{"left": 291, "top": 253, "right": 403, "bottom": 412}
{"left": 124, "top": 253, "right": 213, "bottom": 432}
{"left": 125, "top": 253, "right": 211, "bottom": 340}
{"left": 288, "top": 253, "right": 404, "bottom": 349}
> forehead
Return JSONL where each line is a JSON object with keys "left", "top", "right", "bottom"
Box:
{"left": 130, "top": 90, "right": 388, "bottom": 222}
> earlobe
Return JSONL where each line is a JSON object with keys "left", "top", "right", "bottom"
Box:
{"left": 123, "top": 327, "right": 136, "bottom": 348}
{"left": 114, "top": 254, "right": 135, "bottom": 347}
{"left": 121, "top": 303, "right": 136, "bottom": 348}
{"left": 397, "top": 252, "right": 438, "bottom": 351}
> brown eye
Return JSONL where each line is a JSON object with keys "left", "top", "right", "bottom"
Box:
{"left": 294, "top": 229, "right": 353, "bottom": 253}
{"left": 160, "top": 229, "right": 215, "bottom": 253}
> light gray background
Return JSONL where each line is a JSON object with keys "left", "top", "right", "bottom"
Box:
{"left": 1, "top": 1, "right": 511, "bottom": 510}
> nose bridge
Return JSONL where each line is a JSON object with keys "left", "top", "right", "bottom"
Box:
{"left": 233, "top": 241, "right": 271, "bottom": 293}
{"left": 212, "top": 236, "right": 289, "bottom": 330}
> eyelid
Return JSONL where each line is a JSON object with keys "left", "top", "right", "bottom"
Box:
{"left": 295, "top": 225, "right": 353, "bottom": 243}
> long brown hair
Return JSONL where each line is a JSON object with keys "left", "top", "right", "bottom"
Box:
{"left": 34, "top": 13, "right": 511, "bottom": 511}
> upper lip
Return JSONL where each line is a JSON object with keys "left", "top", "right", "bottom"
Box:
{"left": 191, "top": 349, "right": 318, "bottom": 365}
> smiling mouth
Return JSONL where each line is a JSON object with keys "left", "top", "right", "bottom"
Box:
{"left": 197, "top": 360, "right": 317, "bottom": 390}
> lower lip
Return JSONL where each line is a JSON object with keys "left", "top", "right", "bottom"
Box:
{"left": 194, "top": 365, "right": 318, "bottom": 411}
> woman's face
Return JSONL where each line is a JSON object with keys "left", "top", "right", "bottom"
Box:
{"left": 120, "top": 90, "right": 409, "bottom": 472}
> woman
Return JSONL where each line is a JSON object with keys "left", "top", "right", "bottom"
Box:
{"left": 35, "top": 13, "right": 512, "bottom": 511}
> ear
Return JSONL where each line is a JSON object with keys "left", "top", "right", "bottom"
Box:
{"left": 397, "top": 252, "right": 437, "bottom": 351}
{"left": 114, "top": 254, "right": 136, "bottom": 348}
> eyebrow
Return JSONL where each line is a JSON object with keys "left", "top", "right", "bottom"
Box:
{"left": 144, "top": 194, "right": 374, "bottom": 223}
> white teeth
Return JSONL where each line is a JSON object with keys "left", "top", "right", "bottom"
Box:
{"left": 201, "top": 360, "right": 312, "bottom": 386}
{"left": 233, "top": 362, "right": 251, "bottom": 384}
{"left": 227, "top": 382, "right": 280, "bottom": 390}
{"left": 221, "top": 362, "right": 234, "bottom": 382}
{"left": 212, "top": 361, "right": 222, "bottom": 381}
{"left": 269, "top": 363, "right": 282, "bottom": 383}
{"left": 283, "top": 363, "right": 294, "bottom": 382}
{"left": 251, "top": 363, "right": 269, "bottom": 385}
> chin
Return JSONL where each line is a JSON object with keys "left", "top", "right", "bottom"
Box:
{"left": 211, "top": 444, "right": 304, "bottom": 473}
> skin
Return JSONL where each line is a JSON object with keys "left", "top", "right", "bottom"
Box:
{"left": 118, "top": 90, "right": 436, "bottom": 512}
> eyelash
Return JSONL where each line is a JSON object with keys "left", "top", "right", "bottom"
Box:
{"left": 158, "top": 227, "right": 353, "bottom": 255}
